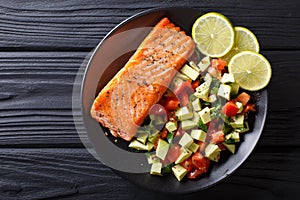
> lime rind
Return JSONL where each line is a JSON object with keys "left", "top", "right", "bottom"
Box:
{"left": 222, "top": 26, "right": 260, "bottom": 62}
{"left": 192, "top": 12, "right": 235, "bottom": 58}
{"left": 228, "top": 51, "right": 272, "bottom": 91}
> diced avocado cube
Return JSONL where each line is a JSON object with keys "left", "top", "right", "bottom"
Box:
{"left": 189, "top": 61, "right": 201, "bottom": 73}
{"left": 180, "top": 64, "right": 200, "bottom": 81}
{"left": 175, "top": 106, "right": 193, "bottom": 121}
{"left": 199, "top": 107, "right": 211, "bottom": 124}
{"left": 191, "top": 129, "right": 207, "bottom": 142}
{"left": 192, "top": 111, "right": 200, "bottom": 124}
{"left": 175, "top": 147, "right": 193, "bottom": 164}
{"left": 156, "top": 139, "right": 170, "bottom": 160}
{"left": 175, "top": 72, "right": 190, "bottom": 81}
{"left": 204, "top": 73, "right": 212, "bottom": 85}
{"left": 230, "top": 115, "right": 244, "bottom": 128}
{"left": 225, "top": 133, "right": 232, "bottom": 140}
{"left": 172, "top": 77, "right": 184, "bottom": 88}
{"left": 229, "top": 82, "right": 240, "bottom": 95}
{"left": 148, "top": 129, "right": 160, "bottom": 143}
{"left": 220, "top": 73, "right": 235, "bottom": 83}
{"left": 208, "top": 94, "right": 217, "bottom": 103}
{"left": 188, "top": 142, "right": 200, "bottom": 153}
{"left": 165, "top": 121, "right": 177, "bottom": 132}
{"left": 136, "top": 132, "right": 148, "bottom": 144}
{"left": 205, "top": 143, "right": 221, "bottom": 162}
{"left": 192, "top": 98, "right": 201, "bottom": 111}
{"left": 209, "top": 151, "right": 221, "bottom": 162}
{"left": 150, "top": 162, "right": 162, "bottom": 176}
{"left": 172, "top": 164, "right": 188, "bottom": 181}
{"left": 198, "top": 56, "right": 211, "bottom": 72}
{"left": 225, "top": 131, "right": 240, "bottom": 142}
{"left": 236, "top": 122, "right": 249, "bottom": 133}
{"left": 194, "top": 87, "right": 209, "bottom": 99}
{"left": 181, "top": 120, "right": 197, "bottom": 130}
{"left": 129, "top": 140, "right": 153, "bottom": 151}
{"left": 231, "top": 131, "right": 240, "bottom": 142}
{"left": 179, "top": 132, "right": 194, "bottom": 148}
{"left": 223, "top": 143, "right": 235, "bottom": 154}
{"left": 217, "top": 84, "right": 231, "bottom": 100}
{"left": 235, "top": 101, "right": 243, "bottom": 113}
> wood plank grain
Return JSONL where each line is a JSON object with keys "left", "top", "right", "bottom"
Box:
{"left": 0, "top": 51, "right": 299, "bottom": 147}
{"left": 0, "top": 148, "right": 298, "bottom": 200}
{"left": 0, "top": 0, "right": 299, "bottom": 50}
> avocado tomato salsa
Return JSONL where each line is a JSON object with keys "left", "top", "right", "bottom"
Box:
{"left": 128, "top": 56, "right": 256, "bottom": 182}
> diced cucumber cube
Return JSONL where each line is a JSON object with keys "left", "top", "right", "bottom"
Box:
{"left": 198, "top": 56, "right": 211, "bottom": 72}
{"left": 180, "top": 64, "right": 200, "bottom": 81}
{"left": 194, "top": 87, "right": 209, "bottom": 99}
{"left": 165, "top": 121, "right": 177, "bottom": 132}
{"left": 150, "top": 162, "right": 162, "bottom": 175}
{"left": 191, "top": 129, "right": 207, "bottom": 142}
{"left": 172, "top": 164, "right": 188, "bottom": 181}
{"left": 199, "top": 107, "right": 211, "bottom": 124}
{"left": 217, "top": 84, "right": 231, "bottom": 100}
{"left": 179, "top": 132, "right": 194, "bottom": 148}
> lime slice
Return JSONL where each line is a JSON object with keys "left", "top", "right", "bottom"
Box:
{"left": 222, "top": 26, "right": 260, "bottom": 62}
{"left": 192, "top": 12, "right": 234, "bottom": 57}
{"left": 228, "top": 51, "right": 272, "bottom": 91}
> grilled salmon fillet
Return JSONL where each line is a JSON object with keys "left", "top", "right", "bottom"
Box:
{"left": 91, "top": 17, "right": 195, "bottom": 141}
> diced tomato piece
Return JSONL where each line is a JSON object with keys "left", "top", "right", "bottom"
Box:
{"left": 166, "top": 144, "right": 181, "bottom": 163}
{"left": 210, "top": 131, "right": 225, "bottom": 144}
{"left": 191, "top": 79, "right": 200, "bottom": 90}
{"left": 173, "top": 81, "right": 194, "bottom": 96}
{"left": 160, "top": 128, "right": 168, "bottom": 139}
{"left": 164, "top": 97, "right": 179, "bottom": 111}
{"left": 149, "top": 104, "right": 167, "bottom": 116}
{"left": 222, "top": 101, "right": 239, "bottom": 117}
{"left": 212, "top": 59, "right": 227, "bottom": 71}
{"left": 218, "top": 143, "right": 227, "bottom": 151}
{"left": 235, "top": 92, "right": 251, "bottom": 106}
{"left": 191, "top": 152, "right": 210, "bottom": 175}
{"left": 180, "top": 157, "right": 193, "bottom": 172}
{"left": 243, "top": 103, "right": 256, "bottom": 113}
{"left": 187, "top": 168, "right": 202, "bottom": 179}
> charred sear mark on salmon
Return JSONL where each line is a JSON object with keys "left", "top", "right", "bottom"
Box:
{"left": 91, "top": 17, "right": 195, "bottom": 141}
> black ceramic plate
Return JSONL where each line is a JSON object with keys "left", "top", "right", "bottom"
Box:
{"left": 81, "top": 7, "right": 267, "bottom": 193}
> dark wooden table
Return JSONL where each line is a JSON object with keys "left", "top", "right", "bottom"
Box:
{"left": 0, "top": 0, "right": 299, "bottom": 199}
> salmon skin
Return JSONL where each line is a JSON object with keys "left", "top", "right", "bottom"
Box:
{"left": 91, "top": 17, "right": 195, "bottom": 141}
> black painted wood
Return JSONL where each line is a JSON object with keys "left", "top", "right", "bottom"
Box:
{"left": 0, "top": 0, "right": 299, "bottom": 199}
{"left": 0, "top": 0, "right": 299, "bottom": 51}
{"left": 0, "top": 148, "right": 299, "bottom": 200}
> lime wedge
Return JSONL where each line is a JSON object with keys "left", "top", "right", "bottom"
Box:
{"left": 192, "top": 12, "right": 234, "bottom": 57}
{"left": 222, "top": 26, "right": 260, "bottom": 62}
{"left": 228, "top": 51, "right": 272, "bottom": 91}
